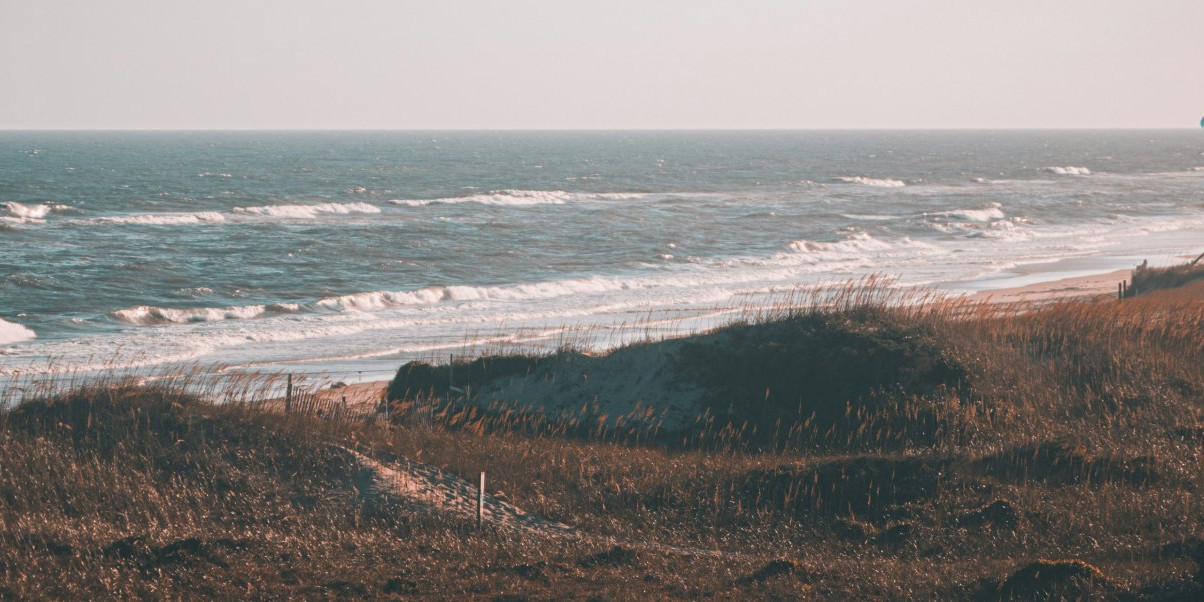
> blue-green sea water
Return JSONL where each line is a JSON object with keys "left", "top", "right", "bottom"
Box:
{"left": 2, "top": 131, "right": 1202, "bottom": 381}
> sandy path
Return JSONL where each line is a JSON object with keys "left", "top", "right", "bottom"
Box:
{"left": 344, "top": 447, "right": 767, "bottom": 560}
{"left": 346, "top": 447, "right": 577, "bottom": 538}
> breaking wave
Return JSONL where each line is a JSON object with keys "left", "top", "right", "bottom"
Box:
{"left": 836, "top": 176, "right": 906, "bottom": 188}
{"left": 1042, "top": 166, "right": 1092, "bottom": 176}
{"left": 314, "top": 278, "right": 630, "bottom": 311}
{"left": 85, "top": 212, "right": 227, "bottom": 226}
{"left": 0, "top": 317, "right": 36, "bottom": 345}
{"left": 232, "top": 202, "right": 380, "bottom": 218}
{"left": 2, "top": 201, "right": 73, "bottom": 224}
{"left": 74, "top": 202, "right": 381, "bottom": 226}
{"left": 929, "top": 203, "right": 1006, "bottom": 222}
{"left": 4, "top": 201, "right": 69, "bottom": 219}
{"left": 390, "top": 190, "right": 642, "bottom": 207}
{"left": 784, "top": 231, "right": 939, "bottom": 263}
{"left": 111, "top": 303, "right": 301, "bottom": 325}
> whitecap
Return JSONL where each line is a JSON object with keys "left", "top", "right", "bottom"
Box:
{"left": 231, "top": 202, "right": 380, "bottom": 218}
{"left": 2, "top": 201, "right": 72, "bottom": 221}
{"left": 783, "top": 231, "right": 939, "bottom": 263}
{"left": 0, "top": 317, "right": 36, "bottom": 345}
{"left": 835, "top": 176, "right": 906, "bottom": 188}
{"left": 111, "top": 303, "right": 300, "bottom": 325}
{"left": 389, "top": 190, "right": 641, "bottom": 207}
{"left": 313, "top": 277, "right": 633, "bottom": 312}
{"left": 84, "top": 212, "right": 227, "bottom": 226}
{"left": 1042, "top": 166, "right": 1092, "bottom": 176}
{"left": 929, "top": 203, "right": 1006, "bottom": 222}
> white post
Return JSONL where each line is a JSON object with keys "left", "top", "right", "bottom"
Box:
{"left": 477, "top": 471, "right": 485, "bottom": 529}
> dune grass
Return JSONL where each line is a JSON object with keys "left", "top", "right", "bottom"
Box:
{"left": 2, "top": 280, "right": 1202, "bottom": 599}
{"left": 1128, "top": 258, "right": 1204, "bottom": 297}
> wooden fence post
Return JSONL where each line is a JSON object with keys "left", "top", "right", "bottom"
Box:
{"left": 478, "top": 471, "right": 485, "bottom": 529}
{"left": 286, "top": 373, "right": 293, "bottom": 413}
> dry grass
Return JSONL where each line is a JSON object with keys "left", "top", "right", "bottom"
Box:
{"left": 1128, "top": 259, "right": 1204, "bottom": 296}
{"left": 2, "top": 278, "right": 1203, "bottom": 599}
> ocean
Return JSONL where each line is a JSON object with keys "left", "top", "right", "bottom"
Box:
{"left": 2, "top": 130, "right": 1202, "bottom": 384}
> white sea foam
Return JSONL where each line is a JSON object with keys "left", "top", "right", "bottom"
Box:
{"left": 841, "top": 213, "right": 898, "bottom": 221}
{"left": 788, "top": 232, "right": 894, "bottom": 255}
{"left": 2, "top": 201, "right": 72, "bottom": 222}
{"left": 784, "top": 232, "right": 939, "bottom": 263}
{"left": 1042, "top": 166, "right": 1092, "bottom": 176}
{"left": 4, "top": 202, "right": 50, "bottom": 219}
{"left": 0, "top": 317, "right": 36, "bottom": 345}
{"left": 0, "top": 216, "right": 44, "bottom": 226}
{"left": 85, "top": 212, "right": 227, "bottom": 226}
{"left": 314, "top": 277, "right": 632, "bottom": 312}
{"left": 112, "top": 303, "right": 300, "bottom": 325}
{"left": 930, "top": 203, "right": 1006, "bottom": 222}
{"left": 232, "top": 202, "right": 381, "bottom": 218}
{"left": 836, "top": 176, "right": 906, "bottom": 187}
{"left": 390, "top": 190, "right": 641, "bottom": 207}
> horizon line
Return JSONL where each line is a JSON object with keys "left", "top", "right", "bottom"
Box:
{"left": 1, "top": 126, "right": 1199, "bottom": 133}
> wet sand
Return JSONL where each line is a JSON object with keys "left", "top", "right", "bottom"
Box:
{"left": 967, "top": 269, "right": 1129, "bottom": 304}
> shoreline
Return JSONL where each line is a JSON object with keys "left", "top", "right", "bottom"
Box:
{"left": 305, "top": 266, "right": 1140, "bottom": 407}
{"left": 965, "top": 268, "right": 1129, "bottom": 304}
{"left": 0, "top": 262, "right": 1150, "bottom": 387}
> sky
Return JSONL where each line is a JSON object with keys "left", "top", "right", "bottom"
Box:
{"left": 2, "top": 0, "right": 1202, "bottom": 130}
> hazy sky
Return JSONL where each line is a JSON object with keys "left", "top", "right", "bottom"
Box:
{"left": 3, "top": 1, "right": 1201, "bottom": 129}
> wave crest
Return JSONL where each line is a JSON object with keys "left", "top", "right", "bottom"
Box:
{"left": 232, "top": 202, "right": 381, "bottom": 218}
{"left": 784, "top": 232, "right": 938, "bottom": 262}
{"left": 2, "top": 201, "right": 72, "bottom": 223}
{"left": 111, "top": 303, "right": 300, "bottom": 325}
{"left": 836, "top": 176, "right": 906, "bottom": 188}
{"left": 1042, "top": 166, "right": 1092, "bottom": 176}
{"left": 390, "top": 190, "right": 642, "bottom": 207}
{"left": 314, "top": 277, "right": 627, "bottom": 311}
{"left": 0, "top": 317, "right": 36, "bottom": 345}
{"left": 930, "top": 202, "right": 1006, "bottom": 222}
{"left": 86, "top": 212, "right": 227, "bottom": 226}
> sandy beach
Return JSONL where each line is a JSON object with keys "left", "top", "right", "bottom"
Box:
{"left": 967, "top": 268, "right": 1130, "bottom": 304}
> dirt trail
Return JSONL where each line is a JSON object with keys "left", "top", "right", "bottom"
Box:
{"left": 342, "top": 447, "right": 758, "bottom": 561}
{"left": 345, "top": 447, "right": 577, "bottom": 539}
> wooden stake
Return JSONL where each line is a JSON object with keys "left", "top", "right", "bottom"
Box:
{"left": 285, "top": 373, "right": 293, "bottom": 413}
{"left": 478, "top": 471, "right": 485, "bottom": 529}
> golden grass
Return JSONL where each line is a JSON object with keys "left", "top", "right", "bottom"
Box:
{"left": 1, "top": 278, "right": 1202, "bottom": 599}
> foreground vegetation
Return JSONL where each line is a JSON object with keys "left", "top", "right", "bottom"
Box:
{"left": 2, "top": 279, "right": 1202, "bottom": 599}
